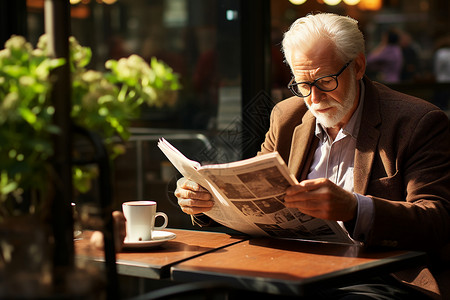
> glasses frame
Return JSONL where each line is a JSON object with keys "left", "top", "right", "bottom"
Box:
{"left": 287, "top": 60, "right": 353, "bottom": 98}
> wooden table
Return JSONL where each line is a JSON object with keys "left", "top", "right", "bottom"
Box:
{"left": 75, "top": 229, "right": 426, "bottom": 298}
{"left": 75, "top": 229, "right": 246, "bottom": 279}
{"left": 171, "top": 237, "right": 426, "bottom": 297}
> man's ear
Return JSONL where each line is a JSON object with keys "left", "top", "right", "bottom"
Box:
{"left": 354, "top": 52, "right": 366, "bottom": 80}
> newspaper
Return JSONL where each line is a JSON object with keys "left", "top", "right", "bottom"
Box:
{"left": 158, "top": 138, "right": 356, "bottom": 245}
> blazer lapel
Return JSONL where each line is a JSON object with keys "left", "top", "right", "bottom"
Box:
{"left": 288, "top": 111, "right": 317, "bottom": 180}
{"left": 354, "top": 78, "right": 381, "bottom": 194}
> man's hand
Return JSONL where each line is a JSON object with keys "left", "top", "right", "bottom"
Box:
{"left": 174, "top": 177, "right": 214, "bottom": 215}
{"left": 284, "top": 178, "right": 357, "bottom": 222}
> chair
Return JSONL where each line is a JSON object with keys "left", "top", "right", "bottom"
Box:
{"left": 73, "top": 126, "right": 119, "bottom": 299}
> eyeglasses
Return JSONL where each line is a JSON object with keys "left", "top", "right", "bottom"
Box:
{"left": 287, "top": 60, "right": 352, "bottom": 98}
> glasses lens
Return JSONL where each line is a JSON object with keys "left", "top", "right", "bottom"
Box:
{"left": 316, "top": 76, "right": 338, "bottom": 92}
{"left": 295, "top": 83, "right": 311, "bottom": 97}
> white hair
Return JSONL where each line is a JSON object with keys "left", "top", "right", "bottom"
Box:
{"left": 282, "top": 13, "right": 365, "bottom": 68}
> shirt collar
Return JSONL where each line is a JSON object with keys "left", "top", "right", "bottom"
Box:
{"left": 315, "top": 80, "right": 365, "bottom": 142}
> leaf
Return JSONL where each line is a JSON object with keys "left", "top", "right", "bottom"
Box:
{"left": 0, "top": 180, "right": 18, "bottom": 195}
{"left": 18, "top": 107, "right": 37, "bottom": 125}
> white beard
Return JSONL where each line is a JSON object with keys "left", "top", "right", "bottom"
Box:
{"left": 305, "top": 79, "right": 357, "bottom": 128}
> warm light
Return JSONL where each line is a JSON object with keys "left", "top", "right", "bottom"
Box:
{"left": 419, "top": 0, "right": 429, "bottom": 11}
{"left": 323, "top": 0, "right": 342, "bottom": 5}
{"left": 343, "top": 0, "right": 360, "bottom": 5}
{"left": 289, "top": 0, "right": 307, "bottom": 4}
{"left": 358, "top": 0, "right": 382, "bottom": 10}
{"left": 70, "top": 0, "right": 117, "bottom": 4}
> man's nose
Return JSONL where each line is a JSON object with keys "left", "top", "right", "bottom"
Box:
{"left": 310, "top": 86, "right": 324, "bottom": 104}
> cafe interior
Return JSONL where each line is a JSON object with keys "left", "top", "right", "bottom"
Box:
{"left": 1, "top": 0, "right": 450, "bottom": 299}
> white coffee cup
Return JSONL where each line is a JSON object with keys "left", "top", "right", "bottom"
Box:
{"left": 122, "top": 201, "right": 168, "bottom": 242}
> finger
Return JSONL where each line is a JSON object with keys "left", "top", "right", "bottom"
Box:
{"left": 175, "top": 186, "right": 211, "bottom": 201}
{"left": 177, "top": 177, "right": 208, "bottom": 192}
{"left": 180, "top": 206, "right": 211, "bottom": 215}
{"left": 286, "top": 185, "right": 308, "bottom": 195}
{"left": 284, "top": 191, "right": 307, "bottom": 202}
{"left": 178, "top": 198, "right": 214, "bottom": 208}
{"left": 177, "top": 177, "right": 191, "bottom": 189}
{"left": 284, "top": 195, "right": 331, "bottom": 219}
{"left": 178, "top": 198, "right": 214, "bottom": 215}
{"left": 286, "top": 179, "right": 324, "bottom": 195}
{"left": 294, "top": 208, "right": 328, "bottom": 220}
{"left": 284, "top": 197, "right": 324, "bottom": 210}
{"left": 284, "top": 188, "right": 320, "bottom": 202}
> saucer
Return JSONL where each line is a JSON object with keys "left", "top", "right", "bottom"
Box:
{"left": 123, "top": 230, "right": 176, "bottom": 249}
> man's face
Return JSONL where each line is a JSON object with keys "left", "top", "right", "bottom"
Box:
{"left": 290, "top": 39, "right": 359, "bottom": 129}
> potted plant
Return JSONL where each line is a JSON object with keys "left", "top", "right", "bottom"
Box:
{"left": 0, "top": 34, "right": 180, "bottom": 297}
{"left": 0, "top": 34, "right": 180, "bottom": 218}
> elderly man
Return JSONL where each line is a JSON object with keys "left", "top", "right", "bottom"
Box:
{"left": 175, "top": 13, "right": 450, "bottom": 299}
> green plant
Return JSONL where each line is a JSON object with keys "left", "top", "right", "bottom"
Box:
{"left": 0, "top": 35, "right": 180, "bottom": 218}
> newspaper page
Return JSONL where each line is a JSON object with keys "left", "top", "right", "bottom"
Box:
{"left": 158, "top": 138, "right": 356, "bottom": 245}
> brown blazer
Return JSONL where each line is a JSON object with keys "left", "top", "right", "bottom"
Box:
{"left": 259, "top": 76, "right": 450, "bottom": 298}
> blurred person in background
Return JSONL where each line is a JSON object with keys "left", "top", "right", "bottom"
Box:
{"left": 433, "top": 35, "right": 450, "bottom": 111}
{"left": 434, "top": 35, "right": 450, "bottom": 83}
{"left": 367, "top": 28, "right": 403, "bottom": 83}
{"left": 399, "top": 30, "right": 420, "bottom": 82}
